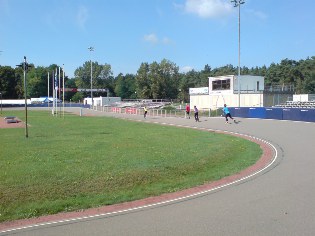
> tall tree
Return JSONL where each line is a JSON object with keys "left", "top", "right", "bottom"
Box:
{"left": 136, "top": 62, "right": 151, "bottom": 98}
{"left": 0, "top": 66, "right": 18, "bottom": 98}
{"left": 114, "top": 73, "right": 128, "bottom": 99}
{"left": 149, "top": 61, "right": 162, "bottom": 99}
{"left": 178, "top": 73, "right": 195, "bottom": 103}
{"left": 124, "top": 73, "right": 136, "bottom": 98}
{"left": 160, "top": 59, "right": 180, "bottom": 99}
{"left": 200, "top": 64, "right": 212, "bottom": 87}
{"left": 27, "top": 66, "right": 50, "bottom": 98}
{"left": 114, "top": 73, "right": 137, "bottom": 99}
{"left": 74, "top": 61, "right": 113, "bottom": 97}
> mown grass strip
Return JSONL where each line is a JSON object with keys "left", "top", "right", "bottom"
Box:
{"left": 0, "top": 110, "right": 262, "bottom": 222}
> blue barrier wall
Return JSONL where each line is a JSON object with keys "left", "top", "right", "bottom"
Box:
{"left": 231, "top": 107, "right": 249, "bottom": 118}
{"left": 248, "top": 107, "right": 266, "bottom": 119}
{"left": 265, "top": 108, "right": 283, "bottom": 120}
{"left": 298, "top": 109, "right": 315, "bottom": 122}
{"left": 282, "top": 108, "right": 301, "bottom": 121}
{"left": 231, "top": 107, "right": 315, "bottom": 123}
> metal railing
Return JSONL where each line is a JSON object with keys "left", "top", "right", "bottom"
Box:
{"left": 93, "top": 106, "right": 220, "bottom": 118}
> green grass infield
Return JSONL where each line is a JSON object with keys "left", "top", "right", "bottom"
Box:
{"left": 0, "top": 110, "right": 262, "bottom": 222}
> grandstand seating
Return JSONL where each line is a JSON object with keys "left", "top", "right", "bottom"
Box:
{"left": 273, "top": 101, "right": 315, "bottom": 108}
{"left": 113, "top": 101, "right": 171, "bottom": 109}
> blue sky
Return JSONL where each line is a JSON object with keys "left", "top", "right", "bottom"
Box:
{"left": 1, "top": 0, "right": 315, "bottom": 78}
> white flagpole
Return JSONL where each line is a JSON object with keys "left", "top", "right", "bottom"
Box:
{"left": 52, "top": 70, "right": 55, "bottom": 116}
{"left": 58, "top": 66, "right": 61, "bottom": 117}
{"left": 55, "top": 68, "right": 58, "bottom": 116}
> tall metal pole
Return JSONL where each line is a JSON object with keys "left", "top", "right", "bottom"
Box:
{"left": 58, "top": 66, "right": 61, "bottom": 117}
{"left": 88, "top": 47, "right": 94, "bottom": 109}
{"left": 23, "top": 56, "right": 28, "bottom": 138}
{"left": 55, "top": 68, "right": 58, "bottom": 116}
{"left": 91, "top": 57, "right": 93, "bottom": 109}
{"left": 52, "top": 70, "right": 55, "bottom": 116}
{"left": 232, "top": 0, "right": 245, "bottom": 107}
{"left": 238, "top": 2, "right": 243, "bottom": 107}
{"left": 48, "top": 72, "right": 50, "bottom": 110}
{"left": 16, "top": 57, "right": 31, "bottom": 137}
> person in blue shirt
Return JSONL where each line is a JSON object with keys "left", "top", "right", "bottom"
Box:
{"left": 222, "top": 104, "right": 236, "bottom": 124}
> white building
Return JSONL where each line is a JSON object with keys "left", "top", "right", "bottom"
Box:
{"left": 189, "top": 75, "right": 265, "bottom": 109}
{"left": 84, "top": 96, "right": 121, "bottom": 106}
{"left": 293, "top": 94, "right": 315, "bottom": 102}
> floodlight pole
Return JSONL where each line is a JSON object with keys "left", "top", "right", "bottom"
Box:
{"left": 88, "top": 46, "right": 94, "bottom": 109}
{"left": 16, "top": 56, "right": 32, "bottom": 138}
{"left": 232, "top": 0, "right": 245, "bottom": 107}
{"left": 23, "top": 57, "right": 28, "bottom": 137}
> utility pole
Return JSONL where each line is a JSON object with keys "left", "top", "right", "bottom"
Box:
{"left": 231, "top": 0, "right": 245, "bottom": 107}
{"left": 16, "top": 56, "right": 32, "bottom": 138}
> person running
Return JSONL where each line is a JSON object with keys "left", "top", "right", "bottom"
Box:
{"left": 194, "top": 105, "right": 199, "bottom": 122}
{"left": 185, "top": 104, "right": 190, "bottom": 119}
{"left": 143, "top": 106, "right": 148, "bottom": 119}
{"left": 222, "top": 104, "right": 236, "bottom": 124}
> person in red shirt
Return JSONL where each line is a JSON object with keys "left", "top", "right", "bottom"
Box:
{"left": 185, "top": 104, "right": 190, "bottom": 119}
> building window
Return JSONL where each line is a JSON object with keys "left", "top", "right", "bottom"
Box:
{"left": 212, "top": 79, "right": 230, "bottom": 90}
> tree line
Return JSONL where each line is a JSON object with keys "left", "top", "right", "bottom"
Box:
{"left": 0, "top": 56, "right": 314, "bottom": 103}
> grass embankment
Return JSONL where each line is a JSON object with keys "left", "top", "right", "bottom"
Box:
{"left": 0, "top": 110, "right": 262, "bottom": 222}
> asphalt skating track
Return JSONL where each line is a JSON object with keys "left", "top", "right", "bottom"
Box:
{"left": 1, "top": 108, "right": 315, "bottom": 236}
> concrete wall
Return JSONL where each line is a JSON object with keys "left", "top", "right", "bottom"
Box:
{"left": 1, "top": 99, "right": 31, "bottom": 105}
{"left": 190, "top": 93, "right": 264, "bottom": 109}
{"left": 189, "top": 95, "right": 210, "bottom": 109}
{"left": 233, "top": 75, "right": 264, "bottom": 92}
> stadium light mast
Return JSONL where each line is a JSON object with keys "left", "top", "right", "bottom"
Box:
{"left": 88, "top": 46, "right": 94, "bottom": 109}
{"left": 232, "top": 0, "right": 245, "bottom": 107}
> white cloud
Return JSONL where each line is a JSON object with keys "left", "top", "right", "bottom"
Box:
{"left": 247, "top": 9, "right": 268, "bottom": 20}
{"left": 144, "top": 34, "right": 172, "bottom": 45}
{"left": 162, "top": 37, "right": 172, "bottom": 45}
{"left": 144, "top": 33, "right": 159, "bottom": 44}
{"left": 76, "top": 5, "right": 89, "bottom": 29}
{"left": 44, "top": 4, "right": 89, "bottom": 31}
{"left": 183, "top": 0, "right": 233, "bottom": 19}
